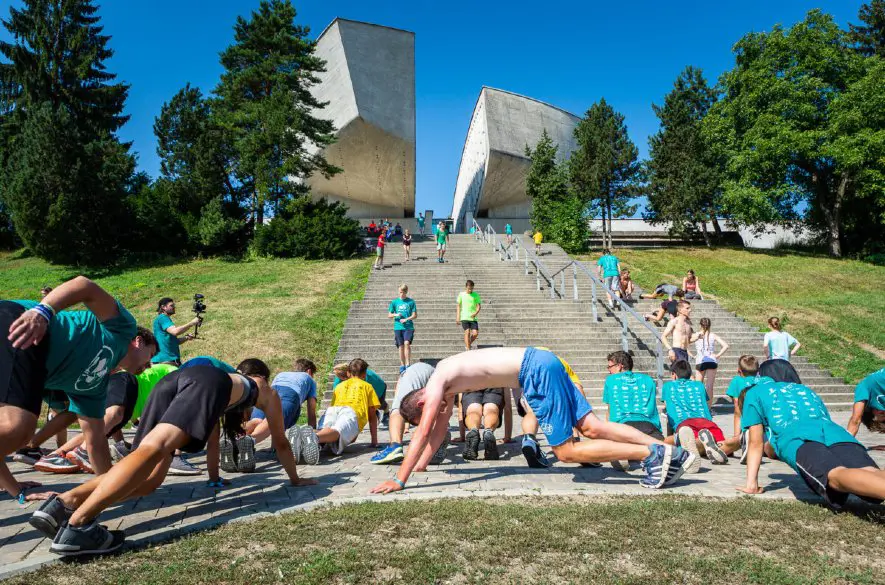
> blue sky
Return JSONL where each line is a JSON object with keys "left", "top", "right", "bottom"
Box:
{"left": 1, "top": 1, "right": 866, "bottom": 217}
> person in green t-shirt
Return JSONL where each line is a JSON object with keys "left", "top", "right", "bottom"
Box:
{"left": 417, "top": 213, "right": 425, "bottom": 235}
{"left": 388, "top": 284, "right": 417, "bottom": 374}
{"left": 457, "top": 280, "right": 482, "bottom": 351}
{"left": 847, "top": 367, "right": 885, "bottom": 450}
{"left": 151, "top": 297, "right": 200, "bottom": 366}
{"left": 596, "top": 249, "right": 620, "bottom": 309}
{"left": 1, "top": 276, "right": 157, "bottom": 500}
{"left": 436, "top": 222, "right": 449, "bottom": 263}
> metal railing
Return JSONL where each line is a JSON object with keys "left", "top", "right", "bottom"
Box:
{"left": 476, "top": 223, "right": 666, "bottom": 385}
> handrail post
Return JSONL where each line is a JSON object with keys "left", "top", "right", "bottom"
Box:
{"left": 656, "top": 338, "right": 665, "bottom": 387}
{"left": 560, "top": 271, "right": 565, "bottom": 299}
{"left": 590, "top": 279, "right": 598, "bottom": 322}
{"left": 621, "top": 311, "right": 629, "bottom": 352}
{"left": 536, "top": 263, "right": 541, "bottom": 291}
{"left": 524, "top": 254, "right": 529, "bottom": 275}
{"left": 573, "top": 263, "right": 578, "bottom": 301}
{"left": 549, "top": 273, "right": 555, "bottom": 299}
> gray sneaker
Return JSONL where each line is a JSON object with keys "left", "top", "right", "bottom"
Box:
{"left": 219, "top": 435, "right": 238, "bottom": 473}
{"left": 29, "top": 495, "right": 73, "bottom": 539}
{"left": 299, "top": 426, "right": 321, "bottom": 465}
{"left": 430, "top": 431, "right": 451, "bottom": 465}
{"left": 236, "top": 436, "right": 256, "bottom": 473}
{"left": 167, "top": 454, "right": 202, "bottom": 476}
{"left": 110, "top": 440, "right": 131, "bottom": 463}
{"left": 50, "top": 520, "right": 125, "bottom": 556}
{"left": 286, "top": 426, "right": 302, "bottom": 462}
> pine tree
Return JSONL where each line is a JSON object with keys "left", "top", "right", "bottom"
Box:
{"left": 850, "top": 1, "right": 885, "bottom": 57}
{"left": 0, "top": 0, "right": 135, "bottom": 265}
{"left": 645, "top": 66, "right": 721, "bottom": 247}
{"left": 569, "top": 99, "right": 640, "bottom": 250}
{"left": 214, "top": 0, "right": 339, "bottom": 226}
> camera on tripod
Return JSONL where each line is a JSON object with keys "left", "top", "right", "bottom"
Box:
{"left": 192, "top": 294, "right": 206, "bottom": 338}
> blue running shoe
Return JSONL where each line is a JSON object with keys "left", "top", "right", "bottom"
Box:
{"left": 521, "top": 436, "right": 550, "bottom": 468}
{"left": 640, "top": 444, "right": 672, "bottom": 489}
{"left": 371, "top": 444, "right": 404, "bottom": 465}
{"left": 664, "top": 446, "right": 695, "bottom": 486}
{"left": 399, "top": 365, "right": 407, "bottom": 375}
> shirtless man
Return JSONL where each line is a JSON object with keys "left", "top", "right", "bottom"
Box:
{"left": 369, "top": 347, "right": 695, "bottom": 494}
{"left": 662, "top": 300, "right": 693, "bottom": 364}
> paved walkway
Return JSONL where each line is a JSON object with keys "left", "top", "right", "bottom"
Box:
{"left": 2, "top": 411, "right": 883, "bottom": 578}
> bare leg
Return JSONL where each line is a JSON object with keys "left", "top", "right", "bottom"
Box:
{"left": 552, "top": 437, "right": 652, "bottom": 464}
{"left": 26, "top": 411, "right": 76, "bottom": 450}
{"left": 483, "top": 404, "right": 500, "bottom": 430}
{"left": 522, "top": 410, "right": 539, "bottom": 435}
{"left": 389, "top": 411, "right": 405, "bottom": 444}
{"left": 470, "top": 330, "right": 479, "bottom": 348}
{"left": 248, "top": 418, "right": 272, "bottom": 443}
{"left": 315, "top": 428, "right": 341, "bottom": 444}
{"left": 403, "top": 341, "right": 411, "bottom": 366}
{"left": 465, "top": 403, "right": 482, "bottom": 430}
{"left": 703, "top": 369, "right": 717, "bottom": 406}
{"left": 398, "top": 344, "right": 406, "bottom": 367}
{"left": 828, "top": 466, "right": 885, "bottom": 500}
{"left": 463, "top": 328, "right": 471, "bottom": 351}
{"left": 0, "top": 405, "right": 38, "bottom": 496}
{"left": 50, "top": 409, "right": 68, "bottom": 449}
{"left": 578, "top": 413, "right": 664, "bottom": 447}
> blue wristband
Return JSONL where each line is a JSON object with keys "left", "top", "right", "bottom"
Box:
{"left": 393, "top": 478, "right": 406, "bottom": 489}
{"left": 17, "top": 489, "right": 26, "bottom": 504}
{"left": 30, "top": 304, "right": 53, "bottom": 323}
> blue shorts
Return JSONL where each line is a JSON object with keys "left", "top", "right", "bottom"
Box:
{"left": 251, "top": 398, "right": 300, "bottom": 430}
{"left": 394, "top": 329, "right": 414, "bottom": 347}
{"left": 518, "top": 347, "right": 592, "bottom": 447}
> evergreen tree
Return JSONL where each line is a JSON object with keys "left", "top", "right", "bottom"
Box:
{"left": 645, "top": 66, "right": 721, "bottom": 247}
{"left": 0, "top": 0, "right": 135, "bottom": 265}
{"left": 850, "top": 1, "right": 885, "bottom": 57}
{"left": 569, "top": 99, "right": 640, "bottom": 250}
{"left": 214, "top": 0, "right": 339, "bottom": 226}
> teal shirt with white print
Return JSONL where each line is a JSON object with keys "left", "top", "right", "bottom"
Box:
{"left": 741, "top": 381, "right": 857, "bottom": 470}
{"left": 14, "top": 300, "right": 136, "bottom": 418}
{"left": 854, "top": 368, "right": 885, "bottom": 411}
{"left": 602, "top": 372, "right": 661, "bottom": 431}
{"left": 726, "top": 375, "right": 776, "bottom": 400}
{"left": 662, "top": 379, "right": 711, "bottom": 430}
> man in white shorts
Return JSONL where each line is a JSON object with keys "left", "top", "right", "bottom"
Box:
{"left": 371, "top": 362, "right": 439, "bottom": 464}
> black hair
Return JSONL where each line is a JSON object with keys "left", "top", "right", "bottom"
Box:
{"left": 400, "top": 388, "right": 426, "bottom": 425}
{"left": 758, "top": 359, "right": 801, "bottom": 384}
{"left": 607, "top": 350, "right": 633, "bottom": 371}
{"left": 349, "top": 358, "right": 369, "bottom": 377}
{"left": 237, "top": 358, "right": 271, "bottom": 379}
{"left": 135, "top": 326, "right": 157, "bottom": 349}
{"left": 671, "top": 360, "right": 693, "bottom": 380}
{"left": 293, "top": 358, "right": 317, "bottom": 374}
{"left": 157, "top": 297, "right": 174, "bottom": 313}
{"left": 861, "top": 404, "right": 885, "bottom": 433}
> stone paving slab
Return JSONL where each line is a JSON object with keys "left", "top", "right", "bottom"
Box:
{"left": 2, "top": 411, "right": 883, "bottom": 579}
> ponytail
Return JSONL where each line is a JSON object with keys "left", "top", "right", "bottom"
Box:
{"left": 768, "top": 317, "right": 781, "bottom": 331}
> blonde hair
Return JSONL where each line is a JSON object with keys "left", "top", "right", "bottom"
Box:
{"left": 399, "top": 284, "right": 408, "bottom": 293}
{"left": 333, "top": 363, "right": 350, "bottom": 379}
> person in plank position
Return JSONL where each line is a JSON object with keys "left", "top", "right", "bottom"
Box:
{"left": 370, "top": 347, "right": 695, "bottom": 494}
{"left": 29, "top": 361, "right": 315, "bottom": 556}
{"left": 738, "top": 368, "right": 885, "bottom": 509}
{"left": 846, "top": 367, "right": 885, "bottom": 450}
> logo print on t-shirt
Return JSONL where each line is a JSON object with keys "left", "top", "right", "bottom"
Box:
{"left": 75, "top": 345, "right": 115, "bottom": 392}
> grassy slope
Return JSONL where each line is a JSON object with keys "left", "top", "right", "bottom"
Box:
{"left": 0, "top": 251, "right": 371, "bottom": 375}
{"left": 10, "top": 497, "right": 884, "bottom": 585}
{"left": 579, "top": 247, "right": 885, "bottom": 384}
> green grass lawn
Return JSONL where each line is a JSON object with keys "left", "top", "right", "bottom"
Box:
{"left": 578, "top": 247, "right": 885, "bottom": 384}
{"left": 9, "top": 496, "right": 884, "bottom": 585}
{"left": 0, "top": 250, "right": 371, "bottom": 376}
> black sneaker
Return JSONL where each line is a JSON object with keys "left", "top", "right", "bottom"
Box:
{"left": 50, "top": 521, "right": 125, "bottom": 556}
{"left": 521, "top": 436, "right": 549, "bottom": 468}
{"left": 236, "top": 436, "right": 256, "bottom": 473}
{"left": 29, "top": 495, "right": 73, "bottom": 539}
{"left": 220, "top": 436, "right": 238, "bottom": 473}
{"left": 463, "top": 429, "right": 480, "bottom": 460}
{"left": 430, "top": 432, "right": 450, "bottom": 465}
{"left": 12, "top": 447, "right": 44, "bottom": 466}
{"left": 482, "top": 429, "right": 500, "bottom": 460}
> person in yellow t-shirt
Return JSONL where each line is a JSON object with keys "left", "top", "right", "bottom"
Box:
{"left": 300, "top": 358, "right": 380, "bottom": 463}
{"left": 511, "top": 347, "right": 585, "bottom": 469}
{"left": 533, "top": 231, "right": 543, "bottom": 254}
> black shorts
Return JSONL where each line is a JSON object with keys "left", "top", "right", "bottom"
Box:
{"left": 623, "top": 420, "right": 665, "bottom": 441}
{"left": 697, "top": 362, "right": 718, "bottom": 372}
{"left": 662, "top": 301, "right": 678, "bottom": 316}
{"left": 671, "top": 348, "right": 689, "bottom": 363}
{"left": 461, "top": 320, "right": 479, "bottom": 331}
{"left": 133, "top": 365, "right": 233, "bottom": 453}
{"left": 104, "top": 372, "right": 139, "bottom": 436}
{"left": 394, "top": 329, "right": 414, "bottom": 347}
{"left": 795, "top": 441, "right": 881, "bottom": 509}
{"left": 0, "top": 301, "right": 49, "bottom": 416}
{"left": 461, "top": 389, "right": 504, "bottom": 411}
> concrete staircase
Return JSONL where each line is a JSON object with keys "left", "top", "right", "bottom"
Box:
{"left": 330, "top": 234, "right": 855, "bottom": 412}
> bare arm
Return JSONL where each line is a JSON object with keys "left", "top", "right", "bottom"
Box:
{"left": 737, "top": 424, "right": 765, "bottom": 494}
{"left": 307, "top": 397, "right": 318, "bottom": 429}
{"left": 414, "top": 405, "right": 454, "bottom": 471}
{"left": 790, "top": 341, "right": 801, "bottom": 355}
{"left": 847, "top": 401, "right": 865, "bottom": 436}
{"left": 260, "top": 388, "right": 314, "bottom": 486}
{"left": 9, "top": 276, "right": 120, "bottom": 349}
{"left": 695, "top": 277, "right": 704, "bottom": 296}
{"left": 733, "top": 400, "right": 743, "bottom": 438}
{"left": 714, "top": 334, "right": 730, "bottom": 359}
{"left": 369, "top": 406, "right": 378, "bottom": 446}
{"left": 165, "top": 319, "right": 198, "bottom": 337}
{"left": 473, "top": 303, "right": 481, "bottom": 319}
{"left": 207, "top": 423, "right": 221, "bottom": 481}
{"left": 79, "top": 416, "right": 111, "bottom": 474}
{"left": 456, "top": 298, "right": 462, "bottom": 323}
{"left": 661, "top": 320, "right": 676, "bottom": 350}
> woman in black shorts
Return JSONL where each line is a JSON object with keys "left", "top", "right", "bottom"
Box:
{"left": 402, "top": 229, "right": 412, "bottom": 262}
{"left": 30, "top": 360, "right": 316, "bottom": 556}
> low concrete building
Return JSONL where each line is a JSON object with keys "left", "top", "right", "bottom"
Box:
{"left": 306, "top": 19, "right": 416, "bottom": 218}
{"left": 451, "top": 87, "right": 581, "bottom": 232}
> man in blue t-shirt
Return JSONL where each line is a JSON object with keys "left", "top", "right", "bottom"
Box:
{"left": 151, "top": 298, "right": 200, "bottom": 366}
{"left": 388, "top": 284, "right": 417, "bottom": 375}
{"left": 595, "top": 249, "right": 620, "bottom": 308}
{"left": 1, "top": 276, "right": 156, "bottom": 500}
{"left": 247, "top": 359, "right": 317, "bottom": 444}
{"left": 738, "top": 367, "right": 885, "bottom": 508}
{"left": 847, "top": 367, "right": 885, "bottom": 449}
{"left": 663, "top": 360, "right": 739, "bottom": 466}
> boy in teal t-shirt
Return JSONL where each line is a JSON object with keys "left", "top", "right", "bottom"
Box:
{"left": 847, "top": 367, "right": 885, "bottom": 447}
{"left": 602, "top": 351, "right": 663, "bottom": 439}
{"left": 388, "top": 284, "right": 417, "bottom": 374}
{"left": 436, "top": 222, "right": 448, "bottom": 263}
{"left": 596, "top": 249, "right": 620, "bottom": 308}
{"left": 739, "top": 374, "right": 885, "bottom": 508}
{"left": 663, "top": 360, "right": 738, "bottom": 465}
{"left": 725, "top": 354, "right": 775, "bottom": 438}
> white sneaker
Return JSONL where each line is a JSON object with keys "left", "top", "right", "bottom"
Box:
{"left": 299, "top": 426, "right": 321, "bottom": 465}
{"left": 286, "top": 426, "right": 302, "bottom": 463}
{"left": 676, "top": 426, "right": 702, "bottom": 473}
